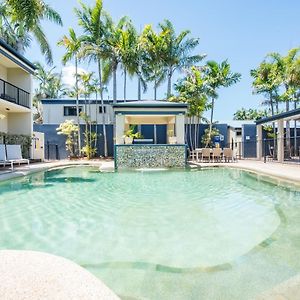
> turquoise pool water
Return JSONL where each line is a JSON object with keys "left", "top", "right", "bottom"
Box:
{"left": 0, "top": 167, "right": 299, "bottom": 299}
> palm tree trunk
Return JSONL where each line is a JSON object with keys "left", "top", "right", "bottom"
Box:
{"left": 75, "top": 58, "right": 81, "bottom": 156}
{"left": 154, "top": 80, "right": 157, "bottom": 100}
{"left": 123, "top": 69, "right": 127, "bottom": 101}
{"left": 138, "top": 76, "right": 141, "bottom": 100}
{"left": 167, "top": 69, "right": 172, "bottom": 99}
{"left": 207, "top": 98, "right": 215, "bottom": 147}
{"left": 113, "top": 66, "right": 117, "bottom": 104}
{"left": 95, "top": 91, "right": 98, "bottom": 151}
{"left": 286, "top": 96, "right": 291, "bottom": 158}
{"left": 98, "top": 59, "right": 108, "bottom": 157}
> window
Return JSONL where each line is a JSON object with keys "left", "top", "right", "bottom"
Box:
{"left": 99, "top": 106, "right": 107, "bottom": 114}
{"left": 63, "top": 106, "right": 82, "bottom": 116}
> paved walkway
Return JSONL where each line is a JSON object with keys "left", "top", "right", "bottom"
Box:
{"left": 190, "top": 160, "right": 300, "bottom": 185}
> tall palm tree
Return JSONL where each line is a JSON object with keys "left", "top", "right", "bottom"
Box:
{"left": 118, "top": 20, "right": 139, "bottom": 101}
{"left": 268, "top": 48, "right": 300, "bottom": 155}
{"left": 58, "top": 28, "right": 83, "bottom": 153}
{"left": 0, "top": 0, "right": 62, "bottom": 64}
{"left": 141, "top": 24, "right": 167, "bottom": 100}
{"left": 102, "top": 16, "right": 128, "bottom": 103}
{"left": 75, "top": 0, "right": 109, "bottom": 157}
{"left": 204, "top": 60, "right": 241, "bottom": 145}
{"left": 159, "top": 19, "right": 205, "bottom": 98}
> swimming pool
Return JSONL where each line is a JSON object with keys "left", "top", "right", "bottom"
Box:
{"left": 0, "top": 166, "right": 299, "bottom": 299}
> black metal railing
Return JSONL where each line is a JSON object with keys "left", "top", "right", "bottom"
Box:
{"left": 0, "top": 78, "right": 30, "bottom": 108}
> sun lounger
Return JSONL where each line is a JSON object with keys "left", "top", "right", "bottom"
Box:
{"left": 0, "top": 144, "right": 13, "bottom": 169}
{"left": 6, "top": 145, "right": 29, "bottom": 170}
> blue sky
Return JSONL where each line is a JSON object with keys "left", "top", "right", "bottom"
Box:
{"left": 26, "top": 0, "right": 300, "bottom": 121}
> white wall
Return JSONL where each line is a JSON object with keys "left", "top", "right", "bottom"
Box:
{"left": 7, "top": 112, "right": 32, "bottom": 135}
{"left": 7, "top": 68, "right": 31, "bottom": 93}
{"left": 0, "top": 111, "right": 8, "bottom": 133}
{"left": 0, "top": 64, "right": 7, "bottom": 81}
{"left": 43, "top": 103, "right": 112, "bottom": 125}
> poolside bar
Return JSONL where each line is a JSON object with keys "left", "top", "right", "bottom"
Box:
{"left": 113, "top": 100, "right": 188, "bottom": 169}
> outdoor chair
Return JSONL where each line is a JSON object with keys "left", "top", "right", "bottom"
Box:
{"left": 223, "top": 148, "right": 234, "bottom": 162}
{"left": 6, "top": 145, "right": 29, "bottom": 170}
{"left": 201, "top": 148, "right": 211, "bottom": 162}
{"left": 0, "top": 144, "right": 13, "bottom": 169}
{"left": 212, "top": 148, "right": 222, "bottom": 162}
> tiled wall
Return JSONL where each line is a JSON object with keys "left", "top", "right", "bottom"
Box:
{"left": 115, "top": 145, "right": 187, "bottom": 169}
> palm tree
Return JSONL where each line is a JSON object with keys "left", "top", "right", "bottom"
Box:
{"left": 204, "top": 60, "right": 241, "bottom": 146}
{"left": 268, "top": 48, "right": 300, "bottom": 155}
{"left": 0, "top": 0, "right": 62, "bottom": 64}
{"left": 159, "top": 19, "right": 205, "bottom": 98}
{"left": 58, "top": 28, "right": 83, "bottom": 153}
{"left": 75, "top": 0, "right": 109, "bottom": 157}
{"left": 118, "top": 20, "right": 139, "bottom": 101}
{"left": 141, "top": 24, "right": 167, "bottom": 100}
{"left": 102, "top": 16, "right": 129, "bottom": 103}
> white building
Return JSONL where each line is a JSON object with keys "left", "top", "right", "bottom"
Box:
{"left": 41, "top": 99, "right": 113, "bottom": 125}
{"left": 0, "top": 39, "right": 35, "bottom": 137}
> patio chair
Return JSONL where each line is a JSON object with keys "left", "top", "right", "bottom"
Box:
{"left": 6, "top": 145, "right": 29, "bottom": 170}
{"left": 212, "top": 148, "right": 222, "bottom": 162}
{"left": 201, "top": 148, "right": 211, "bottom": 162}
{"left": 223, "top": 148, "right": 234, "bottom": 162}
{"left": 0, "top": 144, "right": 13, "bottom": 169}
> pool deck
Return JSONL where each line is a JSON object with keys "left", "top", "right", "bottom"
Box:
{"left": 190, "top": 159, "right": 300, "bottom": 185}
{"left": 0, "top": 250, "right": 120, "bottom": 300}
{"left": 0, "top": 159, "right": 299, "bottom": 185}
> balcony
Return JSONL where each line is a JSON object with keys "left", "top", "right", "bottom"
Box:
{"left": 0, "top": 78, "right": 30, "bottom": 109}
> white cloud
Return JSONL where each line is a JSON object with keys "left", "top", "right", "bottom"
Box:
{"left": 61, "top": 65, "right": 88, "bottom": 88}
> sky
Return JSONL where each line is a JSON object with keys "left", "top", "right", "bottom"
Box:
{"left": 25, "top": 0, "right": 300, "bottom": 121}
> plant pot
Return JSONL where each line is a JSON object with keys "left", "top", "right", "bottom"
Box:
{"left": 168, "top": 137, "right": 177, "bottom": 144}
{"left": 124, "top": 136, "right": 133, "bottom": 144}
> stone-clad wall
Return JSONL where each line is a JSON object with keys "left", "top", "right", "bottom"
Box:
{"left": 115, "top": 144, "right": 187, "bottom": 169}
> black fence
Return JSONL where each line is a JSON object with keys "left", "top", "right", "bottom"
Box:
{"left": 0, "top": 78, "right": 30, "bottom": 108}
{"left": 262, "top": 136, "right": 300, "bottom": 163}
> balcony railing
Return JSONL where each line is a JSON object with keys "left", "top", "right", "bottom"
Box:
{"left": 0, "top": 78, "right": 30, "bottom": 109}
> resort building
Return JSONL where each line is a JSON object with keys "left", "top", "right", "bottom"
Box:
{"left": 0, "top": 39, "right": 35, "bottom": 137}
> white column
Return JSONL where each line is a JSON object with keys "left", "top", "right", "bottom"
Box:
{"left": 256, "top": 124, "right": 263, "bottom": 160}
{"left": 277, "top": 119, "right": 284, "bottom": 163}
{"left": 175, "top": 114, "right": 185, "bottom": 144}
{"left": 115, "top": 114, "right": 125, "bottom": 144}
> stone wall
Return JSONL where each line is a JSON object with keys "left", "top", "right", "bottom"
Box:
{"left": 115, "top": 144, "right": 187, "bottom": 169}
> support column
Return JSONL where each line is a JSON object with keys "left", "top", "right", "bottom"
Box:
{"left": 175, "top": 114, "right": 185, "bottom": 144}
{"left": 256, "top": 124, "right": 263, "bottom": 160}
{"left": 277, "top": 119, "right": 284, "bottom": 163}
{"left": 115, "top": 114, "right": 125, "bottom": 144}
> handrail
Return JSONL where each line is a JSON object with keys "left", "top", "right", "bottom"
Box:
{"left": 0, "top": 78, "right": 30, "bottom": 108}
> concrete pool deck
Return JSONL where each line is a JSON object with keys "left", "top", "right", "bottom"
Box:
{"left": 0, "top": 159, "right": 299, "bottom": 185}
{"left": 190, "top": 159, "right": 300, "bottom": 185}
{"left": 0, "top": 250, "right": 120, "bottom": 300}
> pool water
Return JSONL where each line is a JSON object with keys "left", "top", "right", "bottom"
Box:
{"left": 0, "top": 167, "right": 299, "bottom": 299}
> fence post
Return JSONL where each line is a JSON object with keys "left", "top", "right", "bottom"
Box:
{"left": 55, "top": 144, "right": 59, "bottom": 160}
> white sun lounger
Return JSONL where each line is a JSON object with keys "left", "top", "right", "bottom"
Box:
{"left": 6, "top": 145, "right": 29, "bottom": 170}
{"left": 0, "top": 144, "right": 13, "bottom": 169}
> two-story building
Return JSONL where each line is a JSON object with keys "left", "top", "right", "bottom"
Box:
{"left": 0, "top": 39, "right": 35, "bottom": 137}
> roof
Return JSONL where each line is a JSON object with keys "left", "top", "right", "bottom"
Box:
{"left": 256, "top": 108, "right": 300, "bottom": 125}
{"left": 224, "top": 120, "right": 255, "bottom": 128}
{"left": 0, "top": 39, "right": 36, "bottom": 73}
{"left": 112, "top": 100, "right": 188, "bottom": 109}
{"left": 41, "top": 99, "right": 112, "bottom": 105}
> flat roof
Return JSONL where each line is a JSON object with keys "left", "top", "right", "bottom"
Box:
{"left": 256, "top": 108, "right": 300, "bottom": 125}
{"left": 0, "top": 39, "right": 36, "bottom": 73}
{"left": 113, "top": 100, "right": 188, "bottom": 109}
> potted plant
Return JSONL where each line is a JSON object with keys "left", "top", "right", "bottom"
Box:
{"left": 124, "top": 129, "right": 135, "bottom": 144}
{"left": 167, "top": 129, "right": 177, "bottom": 144}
